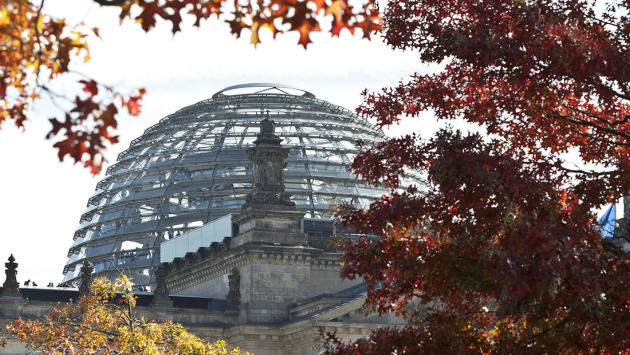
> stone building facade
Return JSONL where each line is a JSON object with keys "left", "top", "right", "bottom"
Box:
{"left": 0, "top": 114, "right": 405, "bottom": 355}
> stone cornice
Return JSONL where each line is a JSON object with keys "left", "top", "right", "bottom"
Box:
{"left": 167, "top": 243, "right": 340, "bottom": 293}
{"left": 167, "top": 250, "right": 248, "bottom": 293}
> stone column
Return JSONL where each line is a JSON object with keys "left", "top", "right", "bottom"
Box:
{"left": 150, "top": 263, "right": 173, "bottom": 307}
{"left": 231, "top": 112, "right": 311, "bottom": 323}
{"left": 78, "top": 259, "right": 94, "bottom": 297}
{"left": 0, "top": 255, "right": 22, "bottom": 299}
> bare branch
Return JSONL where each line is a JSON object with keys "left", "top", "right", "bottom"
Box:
{"left": 92, "top": 0, "right": 128, "bottom": 6}
{"left": 34, "top": 0, "right": 45, "bottom": 85}
{"left": 560, "top": 166, "right": 630, "bottom": 176}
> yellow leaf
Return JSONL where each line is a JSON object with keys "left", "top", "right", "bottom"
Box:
{"left": 0, "top": 8, "right": 10, "bottom": 26}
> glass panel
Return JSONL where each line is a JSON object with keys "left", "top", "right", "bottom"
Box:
{"left": 357, "top": 187, "right": 386, "bottom": 198}
{"left": 218, "top": 150, "right": 249, "bottom": 161}
{"left": 241, "top": 136, "right": 257, "bottom": 146}
{"left": 285, "top": 177, "right": 309, "bottom": 191}
{"left": 213, "top": 181, "right": 251, "bottom": 192}
{"left": 85, "top": 242, "right": 116, "bottom": 258}
{"left": 311, "top": 179, "right": 335, "bottom": 193}
{"left": 286, "top": 163, "right": 308, "bottom": 176}
{"left": 167, "top": 180, "right": 212, "bottom": 195}
{"left": 211, "top": 195, "right": 246, "bottom": 208}
{"left": 309, "top": 163, "right": 350, "bottom": 178}
{"left": 214, "top": 165, "right": 250, "bottom": 176}
{"left": 290, "top": 193, "right": 312, "bottom": 207}
{"left": 183, "top": 150, "right": 218, "bottom": 163}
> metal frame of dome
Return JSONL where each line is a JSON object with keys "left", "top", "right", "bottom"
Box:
{"left": 62, "top": 83, "right": 425, "bottom": 287}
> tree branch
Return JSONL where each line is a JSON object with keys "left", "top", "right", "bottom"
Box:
{"left": 563, "top": 104, "right": 628, "bottom": 129}
{"left": 91, "top": 0, "right": 128, "bottom": 6}
{"left": 69, "top": 321, "right": 121, "bottom": 337}
{"left": 103, "top": 302, "right": 133, "bottom": 325}
{"left": 555, "top": 109, "right": 630, "bottom": 144}
{"left": 34, "top": 0, "right": 45, "bottom": 85}
{"left": 559, "top": 166, "right": 630, "bottom": 176}
{"left": 573, "top": 130, "right": 630, "bottom": 147}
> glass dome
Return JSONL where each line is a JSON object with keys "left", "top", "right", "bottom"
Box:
{"left": 62, "top": 83, "right": 424, "bottom": 286}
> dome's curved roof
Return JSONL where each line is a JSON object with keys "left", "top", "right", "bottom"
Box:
{"left": 62, "top": 83, "right": 424, "bottom": 286}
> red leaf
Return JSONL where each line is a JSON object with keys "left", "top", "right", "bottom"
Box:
{"left": 135, "top": 2, "right": 166, "bottom": 32}
{"left": 79, "top": 80, "right": 98, "bottom": 97}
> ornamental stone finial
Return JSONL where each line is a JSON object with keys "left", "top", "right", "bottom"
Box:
{"left": 1, "top": 254, "right": 22, "bottom": 299}
{"left": 78, "top": 259, "right": 94, "bottom": 297}
{"left": 150, "top": 263, "right": 173, "bottom": 307}
{"left": 253, "top": 111, "right": 283, "bottom": 146}
{"left": 260, "top": 110, "right": 275, "bottom": 134}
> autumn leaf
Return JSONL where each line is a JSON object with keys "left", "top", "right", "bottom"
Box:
{"left": 46, "top": 114, "right": 73, "bottom": 138}
{"left": 80, "top": 79, "right": 99, "bottom": 96}
{"left": 135, "top": 1, "right": 166, "bottom": 32}
{"left": 121, "top": 88, "right": 146, "bottom": 116}
{"left": 284, "top": 1, "right": 322, "bottom": 48}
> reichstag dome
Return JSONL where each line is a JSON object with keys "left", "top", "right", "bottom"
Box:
{"left": 62, "top": 83, "right": 424, "bottom": 287}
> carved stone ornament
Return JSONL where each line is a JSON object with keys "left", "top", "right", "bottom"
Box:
{"left": 150, "top": 263, "right": 173, "bottom": 307}
{"left": 249, "top": 150, "right": 289, "bottom": 193}
{"left": 244, "top": 192, "right": 295, "bottom": 207}
{"left": 1, "top": 254, "right": 22, "bottom": 299}
{"left": 253, "top": 111, "right": 283, "bottom": 146}
{"left": 78, "top": 259, "right": 94, "bottom": 297}
{"left": 225, "top": 268, "right": 241, "bottom": 309}
{"left": 242, "top": 112, "right": 296, "bottom": 211}
{"left": 261, "top": 115, "right": 275, "bottom": 134}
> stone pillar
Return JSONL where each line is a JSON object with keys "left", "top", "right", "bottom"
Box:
{"left": 231, "top": 112, "right": 307, "bottom": 247}
{"left": 150, "top": 263, "right": 173, "bottom": 307}
{"left": 225, "top": 268, "right": 241, "bottom": 309}
{"left": 78, "top": 259, "right": 94, "bottom": 297}
{"left": 231, "top": 112, "right": 311, "bottom": 323}
{"left": 0, "top": 255, "right": 22, "bottom": 299}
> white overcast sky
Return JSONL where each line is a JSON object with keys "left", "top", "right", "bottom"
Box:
{"left": 0, "top": 0, "right": 444, "bottom": 284}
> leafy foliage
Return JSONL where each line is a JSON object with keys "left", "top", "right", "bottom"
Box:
{"left": 0, "top": 0, "right": 146, "bottom": 174}
{"left": 105, "top": 0, "right": 381, "bottom": 48}
{"left": 6, "top": 275, "right": 248, "bottom": 355}
{"left": 324, "top": 0, "right": 630, "bottom": 354}
{"left": 2, "top": 0, "right": 377, "bottom": 174}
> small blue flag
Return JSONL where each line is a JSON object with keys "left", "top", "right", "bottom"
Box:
{"left": 598, "top": 204, "right": 616, "bottom": 238}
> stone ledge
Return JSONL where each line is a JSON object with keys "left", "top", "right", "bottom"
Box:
{"left": 167, "top": 244, "right": 331, "bottom": 293}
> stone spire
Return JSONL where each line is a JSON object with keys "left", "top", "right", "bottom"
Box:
{"left": 150, "top": 263, "right": 173, "bottom": 307}
{"left": 1, "top": 254, "right": 22, "bottom": 299}
{"left": 78, "top": 259, "right": 94, "bottom": 297}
